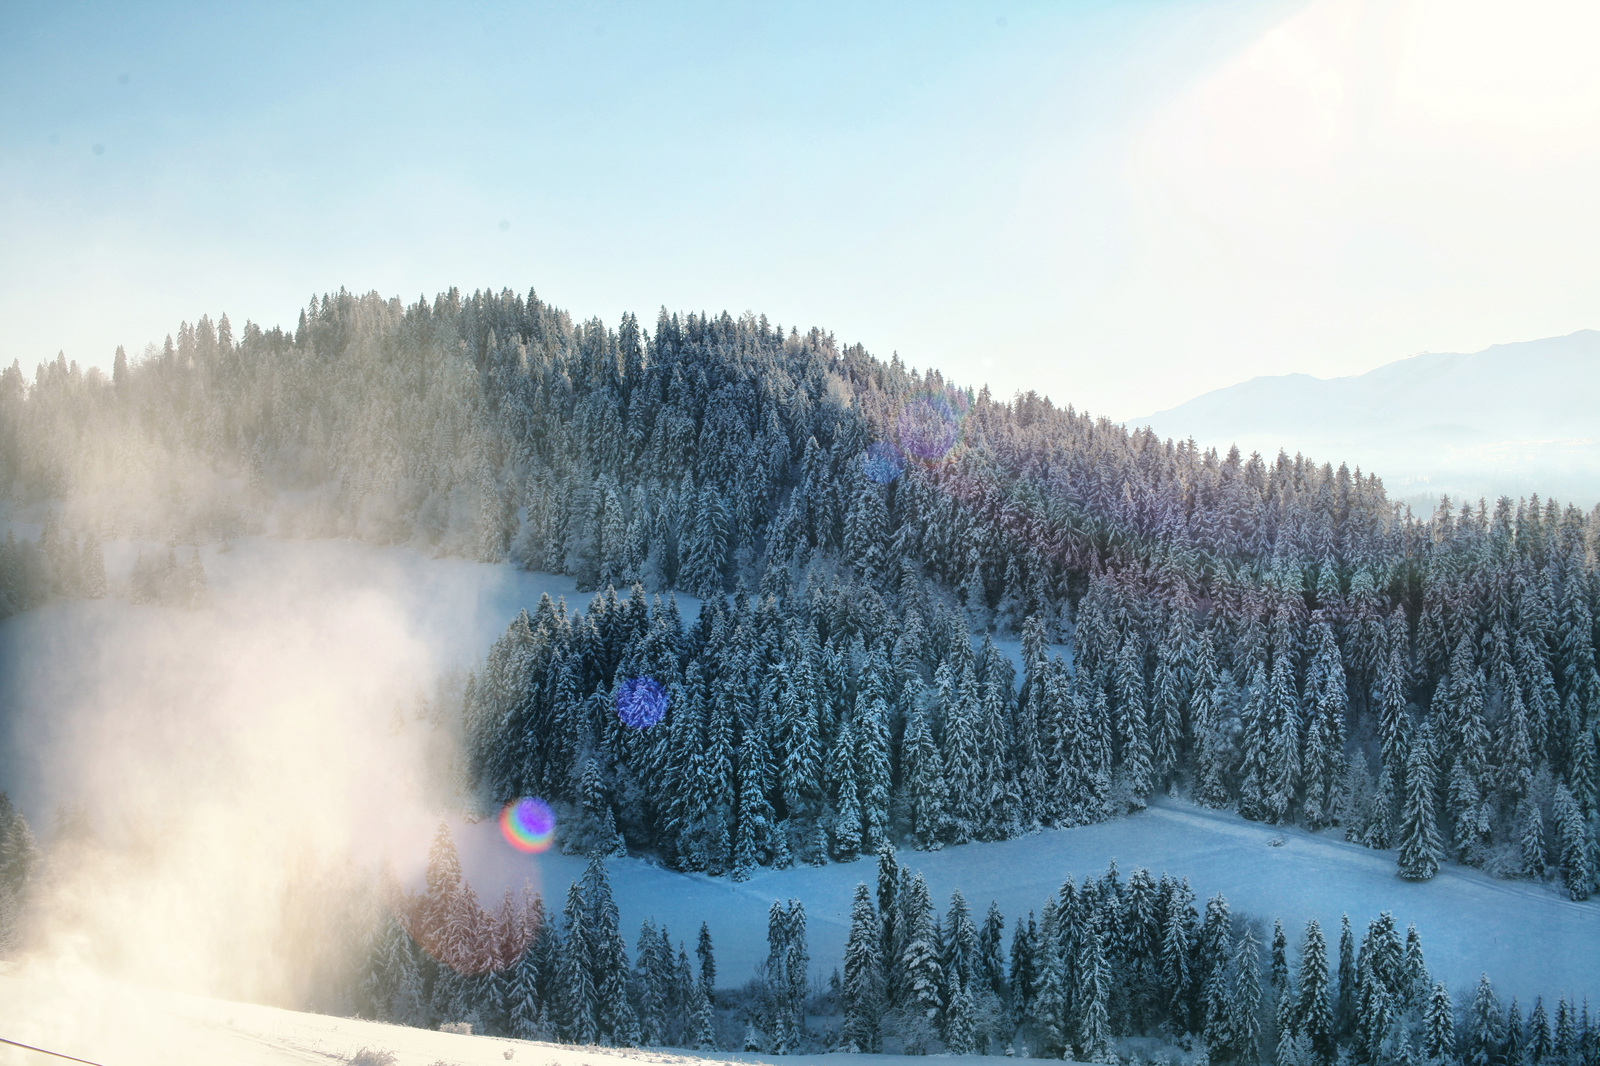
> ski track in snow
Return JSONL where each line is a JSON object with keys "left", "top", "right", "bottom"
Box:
{"left": 0, "top": 536, "right": 1595, "bottom": 1009}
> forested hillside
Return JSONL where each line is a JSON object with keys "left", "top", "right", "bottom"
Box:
{"left": 3, "top": 287, "right": 1598, "bottom": 895}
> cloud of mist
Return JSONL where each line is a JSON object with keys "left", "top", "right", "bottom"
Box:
{"left": 1, "top": 536, "right": 473, "bottom": 1008}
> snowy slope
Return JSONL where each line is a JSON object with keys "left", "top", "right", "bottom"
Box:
{"left": 1133, "top": 330, "right": 1600, "bottom": 508}
{"left": 0, "top": 965, "right": 1054, "bottom": 1066}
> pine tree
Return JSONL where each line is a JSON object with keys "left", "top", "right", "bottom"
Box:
{"left": 1424, "top": 982, "right": 1455, "bottom": 1065}
{"left": 1398, "top": 724, "right": 1443, "bottom": 881}
{"left": 635, "top": 921, "right": 667, "bottom": 1044}
{"left": 1117, "top": 637, "right": 1155, "bottom": 806}
{"left": 1077, "top": 920, "right": 1111, "bottom": 1062}
{"left": 945, "top": 981, "right": 978, "bottom": 1055}
{"left": 1271, "top": 920, "right": 1290, "bottom": 1007}
{"left": 1467, "top": 973, "right": 1502, "bottom": 1066}
{"left": 1518, "top": 796, "right": 1548, "bottom": 880}
{"left": 1264, "top": 655, "right": 1302, "bottom": 825}
{"left": 902, "top": 699, "right": 948, "bottom": 849}
{"left": 1553, "top": 997, "right": 1574, "bottom": 1066}
{"left": 1010, "top": 910, "right": 1037, "bottom": 1024}
{"left": 1296, "top": 919, "right": 1333, "bottom": 1065}
{"left": 1401, "top": 923, "right": 1430, "bottom": 1012}
{"left": 1031, "top": 898, "right": 1067, "bottom": 1057}
{"left": 941, "top": 662, "right": 984, "bottom": 843}
{"left": 1529, "top": 996, "right": 1552, "bottom": 1064}
{"left": 899, "top": 873, "right": 943, "bottom": 1026}
{"left": 689, "top": 981, "right": 717, "bottom": 1050}
{"left": 1240, "top": 662, "right": 1272, "bottom": 821}
{"left": 559, "top": 880, "right": 598, "bottom": 1044}
{"left": 1234, "top": 923, "right": 1265, "bottom": 1066}
{"left": 1199, "top": 893, "right": 1234, "bottom": 1048}
{"left": 941, "top": 890, "right": 980, "bottom": 1014}
{"left": 1335, "top": 915, "right": 1357, "bottom": 1044}
{"left": 857, "top": 698, "right": 893, "bottom": 853}
{"left": 1374, "top": 638, "right": 1411, "bottom": 848}
{"left": 784, "top": 901, "right": 809, "bottom": 1050}
{"left": 1553, "top": 782, "right": 1593, "bottom": 900}
{"left": 1160, "top": 883, "right": 1195, "bottom": 1035}
{"left": 697, "top": 921, "right": 716, "bottom": 994}
{"left": 1504, "top": 998, "right": 1524, "bottom": 1066}
{"left": 979, "top": 900, "right": 1008, "bottom": 1003}
{"left": 842, "top": 883, "right": 885, "bottom": 1052}
{"left": 734, "top": 728, "right": 775, "bottom": 880}
{"left": 1192, "top": 635, "right": 1233, "bottom": 809}
{"left": 877, "top": 845, "right": 902, "bottom": 1005}
{"left": 680, "top": 483, "right": 729, "bottom": 598}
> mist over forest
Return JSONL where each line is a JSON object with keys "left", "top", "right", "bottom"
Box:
{"left": 1, "top": 286, "right": 1598, "bottom": 1065}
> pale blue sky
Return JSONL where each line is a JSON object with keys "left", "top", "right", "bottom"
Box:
{"left": 5, "top": 0, "right": 1597, "bottom": 417}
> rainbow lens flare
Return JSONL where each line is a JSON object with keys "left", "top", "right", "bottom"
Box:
{"left": 863, "top": 440, "right": 906, "bottom": 484}
{"left": 896, "top": 388, "right": 969, "bottom": 464}
{"left": 499, "top": 797, "right": 556, "bottom": 853}
{"left": 616, "top": 675, "right": 669, "bottom": 729}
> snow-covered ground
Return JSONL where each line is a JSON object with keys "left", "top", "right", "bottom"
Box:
{"left": 452, "top": 798, "right": 1600, "bottom": 1003}
{"left": 0, "top": 536, "right": 1595, "bottom": 1016}
{"left": 0, "top": 965, "right": 1048, "bottom": 1066}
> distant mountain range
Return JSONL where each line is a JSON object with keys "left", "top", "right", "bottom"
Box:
{"left": 1133, "top": 330, "right": 1600, "bottom": 510}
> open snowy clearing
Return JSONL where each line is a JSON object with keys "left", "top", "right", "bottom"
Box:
{"left": 452, "top": 796, "right": 1600, "bottom": 1002}
{"left": 0, "top": 536, "right": 1595, "bottom": 1009}
{"left": 0, "top": 967, "right": 1050, "bottom": 1066}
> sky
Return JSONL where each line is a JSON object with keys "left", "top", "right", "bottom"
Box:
{"left": 3, "top": 0, "right": 1598, "bottom": 420}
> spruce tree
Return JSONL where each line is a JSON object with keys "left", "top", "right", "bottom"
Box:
{"left": 1296, "top": 919, "right": 1333, "bottom": 1065}
{"left": 1240, "top": 662, "right": 1272, "bottom": 821}
{"left": 1424, "top": 981, "right": 1455, "bottom": 1065}
{"left": 1032, "top": 898, "right": 1068, "bottom": 1058}
{"left": 899, "top": 873, "right": 943, "bottom": 1027}
{"left": 842, "top": 883, "right": 885, "bottom": 1052}
{"left": 1117, "top": 637, "right": 1155, "bottom": 806}
{"left": 979, "top": 901, "right": 1008, "bottom": 1003}
{"left": 1504, "top": 998, "right": 1524, "bottom": 1066}
{"left": 1234, "top": 923, "right": 1265, "bottom": 1066}
{"left": 1529, "top": 996, "right": 1552, "bottom": 1064}
{"left": 636, "top": 921, "right": 667, "bottom": 1045}
{"left": 1553, "top": 782, "right": 1593, "bottom": 900}
{"left": 1264, "top": 656, "right": 1302, "bottom": 825}
{"left": 857, "top": 697, "right": 893, "bottom": 853}
{"left": 1467, "top": 973, "right": 1502, "bottom": 1066}
{"left": 1518, "top": 796, "right": 1549, "bottom": 880}
{"left": 1398, "top": 724, "right": 1444, "bottom": 881}
{"left": 559, "top": 880, "right": 598, "bottom": 1044}
{"left": 902, "top": 700, "right": 949, "bottom": 849}
{"left": 1336, "top": 915, "right": 1356, "bottom": 1042}
{"left": 689, "top": 980, "right": 717, "bottom": 1050}
{"left": 1076, "top": 920, "right": 1111, "bottom": 1062}
{"left": 696, "top": 922, "right": 715, "bottom": 994}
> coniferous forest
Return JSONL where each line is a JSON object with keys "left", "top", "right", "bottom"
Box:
{"left": 367, "top": 825, "right": 1594, "bottom": 1066}
{"left": 1, "top": 286, "right": 1598, "bottom": 1061}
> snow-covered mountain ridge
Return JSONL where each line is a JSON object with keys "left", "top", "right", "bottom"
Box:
{"left": 1134, "top": 329, "right": 1600, "bottom": 507}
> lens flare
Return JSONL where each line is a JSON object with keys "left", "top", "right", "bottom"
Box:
{"left": 498, "top": 797, "right": 556, "bottom": 853}
{"left": 615, "top": 675, "right": 669, "bottom": 729}
{"left": 863, "top": 440, "right": 906, "bottom": 484}
{"left": 895, "top": 387, "right": 970, "bottom": 465}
